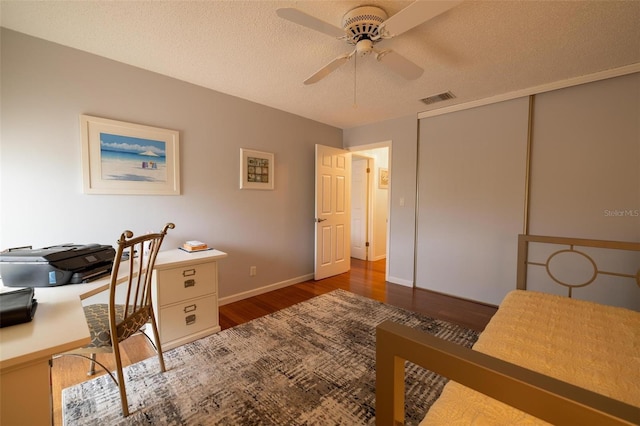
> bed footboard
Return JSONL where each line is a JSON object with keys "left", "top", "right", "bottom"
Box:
{"left": 375, "top": 320, "right": 638, "bottom": 426}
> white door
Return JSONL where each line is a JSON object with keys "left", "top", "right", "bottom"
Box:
{"left": 315, "top": 144, "right": 352, "bottom": 280}
{"left": 351, "top": 157, "right": 369, "bottom": 260}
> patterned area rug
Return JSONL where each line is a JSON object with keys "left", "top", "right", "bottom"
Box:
{"left": 63, "top": 289, "right": 479, "bottom": 425}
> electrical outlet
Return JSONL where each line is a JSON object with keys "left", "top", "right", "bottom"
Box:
{"left": 250, "top": 266, "right": 257, "bottom": 276}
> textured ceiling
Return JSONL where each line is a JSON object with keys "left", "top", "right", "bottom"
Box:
{"left": 1, "top": 1, "right": 639, "bottom": 129}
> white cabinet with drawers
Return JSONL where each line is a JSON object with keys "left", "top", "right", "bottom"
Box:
{"left": 146, "top": 248, "right": 227, "bottom": 351}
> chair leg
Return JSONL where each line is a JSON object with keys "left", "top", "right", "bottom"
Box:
{"left": 148, "top": 311, "right": 166, "bottom": 373}
{"left": 87, "top": 353, "right": 97, "bottom": 376}
{"left": 112, "top": 339, "right": 130, "bottom": 417}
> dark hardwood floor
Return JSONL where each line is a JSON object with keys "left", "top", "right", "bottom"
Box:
{"left": 51, "top": 258, "right": 496, "bottom": 425}
{"left": 219, "top": 258, "right": 497, "bottom": 331}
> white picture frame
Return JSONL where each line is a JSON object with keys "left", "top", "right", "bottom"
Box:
{"left": 80, "top": 114, "right": 180, "bottom": 195}
{"left": 240, "top": 148, "right": 274, "bottom": 190}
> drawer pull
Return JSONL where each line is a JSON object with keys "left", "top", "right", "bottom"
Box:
{"left": 182, "top": 269, "right": 196, "bottom": 277}
{"left": 184, "top": 304, "right": 197, "bottom": 313}
{"left": 185, "top": 314, "right": 196, "bottom": 325}
{"left": 184, "top": 279, "right": 196, "bottom": 288}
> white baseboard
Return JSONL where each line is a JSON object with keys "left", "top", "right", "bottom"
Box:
{"left": 387, "top": 275, "right": 413, "bottom": 287}
{"left": 219, "top": 272, "right": 415, "bottom": 305}
{"left": 219, "top": 273, "right": 314, "bottom": 306}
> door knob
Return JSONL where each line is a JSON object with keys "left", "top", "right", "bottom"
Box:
{"left": 315, "top": 218, "right": 327, "bottom": 223}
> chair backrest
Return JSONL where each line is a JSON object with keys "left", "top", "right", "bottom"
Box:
{"left": 108, "top": 223, "right": 174, "bottom": 342}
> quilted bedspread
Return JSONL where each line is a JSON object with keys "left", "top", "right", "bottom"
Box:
{"left": 421, "top": 290, "right": 640, "bottom": 425}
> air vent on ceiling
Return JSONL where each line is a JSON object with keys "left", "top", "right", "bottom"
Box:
{"left": 421, "top": 91, "right": 456, "bottom": 105}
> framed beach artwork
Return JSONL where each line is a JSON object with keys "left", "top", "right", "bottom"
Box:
{"left": 240, "top": 148, "right": 274, "bottom": 190}
{"left": 80, "top": 115, "right": 180, "bottom": 195}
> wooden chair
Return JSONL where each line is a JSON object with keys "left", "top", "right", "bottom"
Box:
{"left": 63, "top": 223, "right": 174, "bottom": 416}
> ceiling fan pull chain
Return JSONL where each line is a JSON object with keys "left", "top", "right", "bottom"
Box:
{"left": 353, "top": 54, "right": 358, "bottom": 109}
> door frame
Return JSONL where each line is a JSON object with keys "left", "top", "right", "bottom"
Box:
{"left": 348, "top": 141, "right": 392, "bottom": 280}
{"left": 351, "top": 154, "right": 374, "bottom": 261}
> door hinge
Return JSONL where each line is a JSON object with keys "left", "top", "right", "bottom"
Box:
{"left": 366, "top": 167, "right": 371, "bottom": 173}
{"left": 365, "top": 242, "right": 370, "bottom": 247}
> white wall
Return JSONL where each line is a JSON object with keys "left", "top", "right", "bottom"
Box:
{"left": 0, "top": 29, "right": 343, "bottom": 300}
{"left": 371, "top": 148, "right": 389, "bottom": 261}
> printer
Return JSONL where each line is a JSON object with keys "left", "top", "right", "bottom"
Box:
{"left": 0, "top": 244, "right": 115, "bottom": 287}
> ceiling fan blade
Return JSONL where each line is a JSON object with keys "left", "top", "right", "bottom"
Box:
{"left": 380, "top": 0, "right": 463, "bottom": 38}
{"left": 375, "top": 50, "right": 424, "bottom": 80}
{"left": 276, "top": 8, "right": 345, "bottom": 39}
{"left": 304, "top": 53, "right": 353, "bottom": 85}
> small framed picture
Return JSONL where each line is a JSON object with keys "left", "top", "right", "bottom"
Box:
{"left": 378, "top": 168, "right": 389, "bottom": 189}
{"left": 240, "top": 148, "right": 274, "bottom": 190}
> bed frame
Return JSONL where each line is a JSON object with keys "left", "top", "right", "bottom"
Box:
{"left": 376, "top": 234, "right": 640, "bottom": 426}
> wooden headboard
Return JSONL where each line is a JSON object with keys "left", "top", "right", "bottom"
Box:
{"left": 516, "top": 234, "right": 640, "bottom": 298}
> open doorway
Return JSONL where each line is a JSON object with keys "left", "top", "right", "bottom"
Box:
{"left": 351, "top": 155, "right": 372, "bottom": 260}
{"left": 349, "top": 143, "right": 390, "bottom": 264}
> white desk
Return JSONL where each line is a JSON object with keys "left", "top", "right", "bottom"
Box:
{"left": 0, "top": 248, "right": 227, "bottom": 426}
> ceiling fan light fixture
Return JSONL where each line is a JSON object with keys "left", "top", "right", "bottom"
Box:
{"left": 356, "top": 39, "right": 374, "bottom": 56}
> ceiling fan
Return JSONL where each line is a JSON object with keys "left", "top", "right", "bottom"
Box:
{"left": 276, "top": 1, "right": 463, "bottom": 85}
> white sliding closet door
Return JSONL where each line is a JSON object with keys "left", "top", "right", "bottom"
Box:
{"left": 529, "top": 73, "right": 639, "bottom": 241}
{"left": 416, "top": 97, "right": 529, "bottom": 305}
{"left": 527, "top": 73, "right": 640, "bottom": 310}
